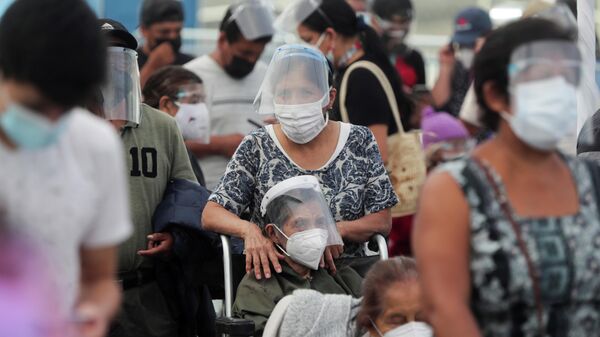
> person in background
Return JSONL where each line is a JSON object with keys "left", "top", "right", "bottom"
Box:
{"left": 277, "top": 0, "right": 414, "bottom": 162}
{"left": 421, "top": 107, "right": 473, "bottom": 171}
{"left": 577, "top": 109, "right": 600, "bottom": 161}
{"left": 99, "top": 19, "right": 198, "bottom": 337}
{"left": 143, "top": 65, "right": 209, "bottom": 186}
{"left": 0, "top": 1, "right": 132, "bottom": 337}
{"left": 431, "top": 7, "right": 491, "bottom": 117}
{"left": 356, "top": 257, "right": 432, "bottom": 337}
{"left": 185, "top": 0, "right": 274, "bottom": 190}
{"left": 138, "top": 0, "right": 194, "bottom": 87}
{"left": 346, "top": 0, "right": 367, "bottom": 12}
{"left": 414, "top": 18, "right": 600, "bottom": 337}
{"left": 371, "top": 0, "right": 426, "bottom": 92}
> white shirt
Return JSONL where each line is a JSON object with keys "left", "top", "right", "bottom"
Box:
{"left": 185, "top": 54, "right": 267, "bottom": 189}
{"left": 0, "top": 109, "right": 133, "bottom": 315}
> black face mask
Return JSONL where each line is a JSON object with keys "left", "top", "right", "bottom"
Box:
{"left": 224, "top": 55, "right": 256, "bottom": 79}
{"left": 382, "top": 34, "right": 410, "bottom": 57}
{"left": 153, "top": 36, "right": 182, "bottom": 53}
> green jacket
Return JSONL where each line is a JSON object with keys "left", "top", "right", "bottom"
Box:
{"left": 233, "top": 262, "right": 363, "bottom": 336}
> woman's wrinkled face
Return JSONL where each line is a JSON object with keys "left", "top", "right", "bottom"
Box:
{"left": 281, "top": 201, "right": 328, "bottom": 238}
{"left": 371, "top": 280, "right": 426, "bottom": 335}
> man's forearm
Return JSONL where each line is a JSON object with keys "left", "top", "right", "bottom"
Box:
{"left": 186, "top": 134, "right": 243, "bottom": 159}
{"left": 140, "top": 63, "right": 159, "bottom": 88}
{"left": 431, "top": 66, "right": 454, "bottom": 108}
{"left": 186, "top": 139, "right": 225, "bottom": 158}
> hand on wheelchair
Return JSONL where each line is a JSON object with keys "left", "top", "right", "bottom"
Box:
{"left": 243, "top": 222, "right": 284, "bottom": 280}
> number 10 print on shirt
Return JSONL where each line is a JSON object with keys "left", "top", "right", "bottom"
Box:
{"left": 129, "top": 147, "right": 157, "bottom": 178}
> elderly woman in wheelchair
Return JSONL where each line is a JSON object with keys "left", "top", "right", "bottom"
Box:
{"left": 232, "top": 176, "right": 363, "bottom": 335}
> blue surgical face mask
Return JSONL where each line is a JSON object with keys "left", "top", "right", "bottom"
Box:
{"left": 0, "top": 104, "right": 69, "bottom": 150}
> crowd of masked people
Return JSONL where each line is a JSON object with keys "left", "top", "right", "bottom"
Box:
{"left": 1, "top": 0, "right": 599, "bottom": 336}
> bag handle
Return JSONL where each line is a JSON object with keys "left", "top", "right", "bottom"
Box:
{"left": 339, "top": 60, "right": 404, "bottom": 134}
{"left": 470, "top": 157, "right": 545, "bottom": 336}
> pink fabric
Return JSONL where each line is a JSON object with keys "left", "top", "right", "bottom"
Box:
{"left": 421, "top": 107, "right": 469, "bottom": 149}
{"left": 0, "top": 237, "right": 66, "bottom": 337}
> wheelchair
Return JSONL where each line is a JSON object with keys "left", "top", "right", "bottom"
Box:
{"left": 213, "top": 234, "right": 389, "bottom": 337}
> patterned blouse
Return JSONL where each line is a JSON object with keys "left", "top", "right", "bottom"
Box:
{"left": 440, "top": 156, "right": 600, "bottom": 337}
{"left": 209, "top": 123, "right": 398, "bottom": 256}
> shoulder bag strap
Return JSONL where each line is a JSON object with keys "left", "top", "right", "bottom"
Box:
{"left": 470, "top": 157, "right": 545, "bottom": 336}
{"left": 339, "top": 60, "right": 404, "bottom": 134}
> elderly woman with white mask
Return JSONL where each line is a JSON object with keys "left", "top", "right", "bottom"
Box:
{"left": 202, "top": 44, "right": 397, "bottom": 280}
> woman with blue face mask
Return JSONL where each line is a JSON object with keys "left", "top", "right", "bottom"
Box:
{"left": 413, "top": 18, "right": 600, "bottom": 337}
{"left": 202, "top": 44, "right": 397, "bottom": 282}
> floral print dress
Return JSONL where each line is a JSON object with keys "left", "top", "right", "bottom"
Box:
{"left": 209, "top": 123, "right": 398, "bottom": 257}
{"left": 439, "top": 157, "right": 600, "bottom": 337}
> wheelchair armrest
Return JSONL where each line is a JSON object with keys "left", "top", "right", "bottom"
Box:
{"left": 215, "top": 317, "right": 255, "bottom": 337}
{"left": 367, "top": 234, "right": 389, "bottom": 260}
{"left": 221, "top": 235, "right": 233, "bottom": 318}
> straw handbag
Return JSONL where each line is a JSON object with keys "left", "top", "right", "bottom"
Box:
{"left": 340, "top": 61, "right": 426, "bottom": 217}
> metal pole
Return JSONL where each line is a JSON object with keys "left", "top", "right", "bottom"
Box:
{"left": 375, "top": 234, "right": 389, "bottom": 261}
{"left": 577, "top": 0, "right": 599, "bottom": 138}
{"left": 220, "top": 235, "right": 233, "bottom": 318}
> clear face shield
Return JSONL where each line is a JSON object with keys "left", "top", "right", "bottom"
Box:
{"left": 525, "top": 3, "right": 578, "bottom": 39}
{"left": 254, "top": 44, "right": 330, "bottom": 118}
{"left": 260, "top": 176, "right": 343, "bottom": 270}
{"left": 274, "top": 0, "right": 323, "bottom": 33}
{"left": 507, "top": 40, "right": 582, "bottom": 151}
{"left": 173, "top": 83, "right": 210, "bottom": 143}
{"left": 227, "top": 0, "right": 275, "bottom": 40}
{"left": 101, "top": 47, "right": 142, "bottom": 125}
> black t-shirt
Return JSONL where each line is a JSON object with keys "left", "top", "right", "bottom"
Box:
{"left": 137, "top": 48, "right": 195, "bottom": 69}
{"left": 437, "top": 61, "right": 471, "bottom": 117}
{"left": 395, "top": 48, "right": 426, "bottom": 88}
{"left": 332, "top": 53, "right": 413, "bottom": 135}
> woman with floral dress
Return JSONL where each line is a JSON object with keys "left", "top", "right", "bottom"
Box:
{"left": 202, "top": 44, "right": 398, "bottom": 280}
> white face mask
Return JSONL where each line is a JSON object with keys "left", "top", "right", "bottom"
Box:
{"left": 372, "top": 321, "right": 434, "bottom": 337}
{"left": 456, "top": 48, "right": 475, "bottom": 69}
{"left": 503, "top": 76, "right": 577, "bottom": 151}
{"left": 274, "top": 98, "right": 328, "bottom": 144}
{"left": 174, "top": 102, "right": 210, "bottom": 143}
{"left": 274, "top": 226, "right": 328, "bottom": 270}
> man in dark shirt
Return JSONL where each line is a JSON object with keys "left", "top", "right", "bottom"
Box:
{"left": 138, "top": 0, "right": 194, "bottom": 86}
{"left": 431, "top": 7, "right": 491, "bottom": 117}
{"left": 372, "top": 0, "right": 426, "bottom": 92}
